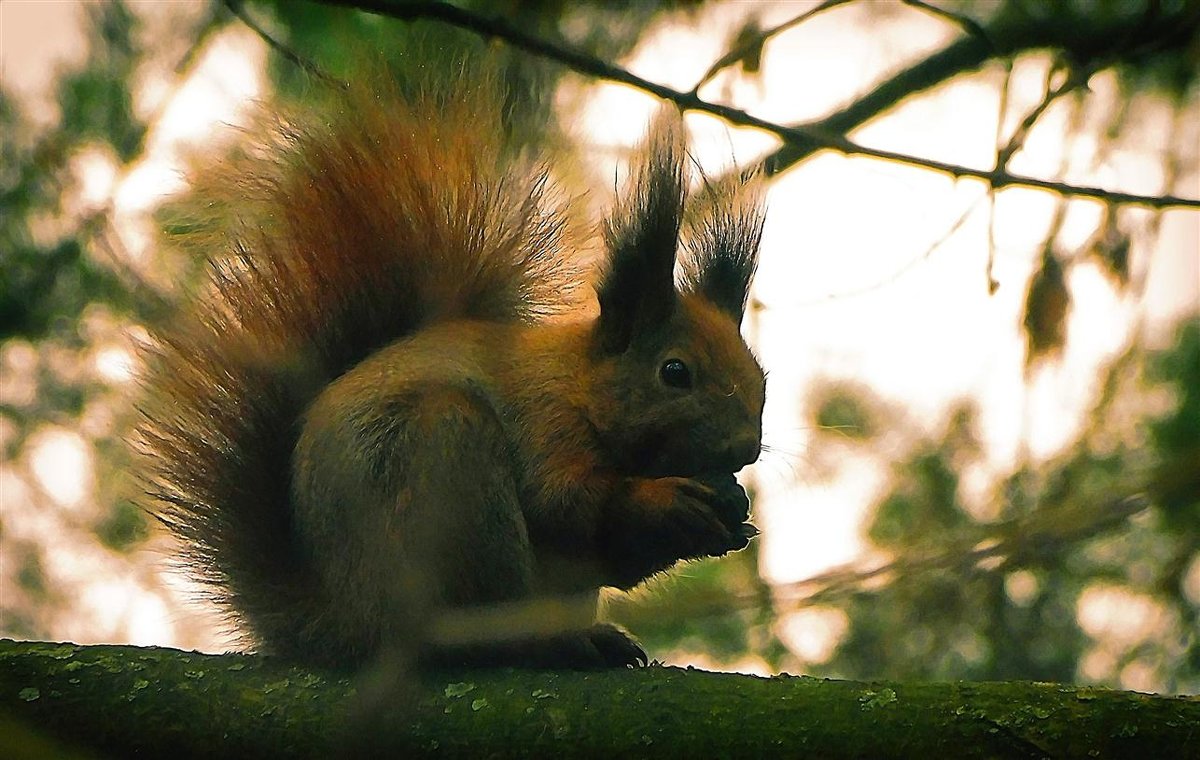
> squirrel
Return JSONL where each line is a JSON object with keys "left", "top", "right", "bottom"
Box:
{"left": 137, "top": 73, "right": 766, "bottom": 671}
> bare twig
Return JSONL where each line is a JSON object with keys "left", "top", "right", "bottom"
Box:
{"left": 689, "top": 0, "right": 852, "bottom": 94}
{"left": 771, "top": 494, "right": 1151, "bottom": 609}
{"left": 761, "top": 33, "right": 996, "bottom": 177}
{"left": 984, "top": 56, "right": 1092, "bottom": 294}
{"left": 985, "top": 58, "right": 1015, "bottom": 294}
{"left": 308, "top": 0, "right": 1200, "bottom": 211}
{"left": 789, "top": 192, "right": 989, "bottom": 307}
{"left": 619, "top": 490, "right": 1153, "bottom": 624}
{"left": 900, "top": 0, "right": 993, "bottom": 50}
{"left": 696, "top": 100, "right": 1198, "bottom": 210}
{"left": 996, "top": 62, "right": 1090, "bottom": 168}
{"left": 224, "top": 0, "right": 348, "bottom": 90}
{"left": 763, "top": 1, "right": 1200, "bottom": 178}
{"left": 1132, "top": 101, "right": 1196, "bottom": 290}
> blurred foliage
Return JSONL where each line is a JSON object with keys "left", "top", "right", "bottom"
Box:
{"left": 615, "top": 319, "right": 1199, "bottom": 690}
{"left": 1, "top": 2, "right": 157, "bottom": 640}
{"left": 978, "top": 0, "right": 1200, "bottom": 97}
{"left": 801, "top": 320, "right": 1200, "bottom": 690}
{"left": 607, "top": 496, "right": 791, "bottom": 668}
{"left": 813, "top": 383, "right": 877, "bottom": 441}
{"left": 1146, "top": 321, "right": 1200, "bottom": 524}
{"left": 1, "top": 0, "right": 1197, "bottom": 694}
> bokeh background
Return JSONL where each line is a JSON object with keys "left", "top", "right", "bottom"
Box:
{"left": 2, "top": 0, "right": 1197, "bottom": 693}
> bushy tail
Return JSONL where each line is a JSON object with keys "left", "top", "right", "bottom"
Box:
{"left": 136, "top": 77, "right": 578, "bottom": 660}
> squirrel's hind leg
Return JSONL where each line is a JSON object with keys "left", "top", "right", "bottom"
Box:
{"left": 295, "top": 383, "right": 642, "bottom": 669}
{"left": 400, "top": 387, "right": 644, "bottom": 669}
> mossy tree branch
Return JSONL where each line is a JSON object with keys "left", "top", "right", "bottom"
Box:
{"left": 2, "top": 639, "right": 1197, "bottom": 759}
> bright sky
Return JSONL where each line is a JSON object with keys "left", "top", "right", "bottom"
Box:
{"left": 2, "top": 0, "right": 1197, "bottom": 683}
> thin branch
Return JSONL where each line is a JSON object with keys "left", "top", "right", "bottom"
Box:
{"left": 763, "top": 2, "right": 1200, "bottom": 180}
{"left": 310, "top": 0, "right": 1200, "bottom": 211}
{"left": 985, "top": 58, "right": 1015, "bottom": 294}
{"left": 900, "top": 0, "right": 993, "bottom": 50}
{"left": 688, "top": 98, "right": 1199, "bottom": 210}
{"left": 786, "top": 192, "right": 989, "bottom": 307}
{"left": 757, "top": 31, "right": 995, "bottom": 181}
{"left": 771, "top": 494, "right": 1151, "bottom": 609}
{"left": 1132, "top": 100, "right": 1196, "bottom": 291}
{"left": 996, "top": 62, "right": 1090, "bottom": 168}
{"left": 688, "top": 0, "right": 852, "bottom": 95}
{"left": 618, "top": 489, "right": 1153, "bottom": 624}
{"left": 224, "top": 0, "right": 348, "bottom": 90}
{"left": 984, "top": 56, "right": 1091, "bottom": 295}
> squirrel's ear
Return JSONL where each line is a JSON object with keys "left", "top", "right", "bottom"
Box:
{"left": 595, "top": 110, "right": 687, "bottom": 353}
{"left": 680, "top": 172, "right": 765, "bottom": 323}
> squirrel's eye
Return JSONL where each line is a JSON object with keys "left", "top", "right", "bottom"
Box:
{"left": 659, "top": 359, "right": 692, "bottom": 389}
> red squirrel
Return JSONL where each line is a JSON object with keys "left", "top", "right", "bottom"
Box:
{"left": 137, "top": 74, "right": 766, "bottom": 669}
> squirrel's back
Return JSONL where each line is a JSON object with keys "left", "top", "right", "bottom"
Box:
{"left": 138, "top": 76, "right": 582, "bottom": 657}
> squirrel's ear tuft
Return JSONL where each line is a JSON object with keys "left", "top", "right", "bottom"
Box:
{"left": 595, "top": 109, "right": 688, "bottom": 353}
{"left": 680, "top": 171, "right": 765, "bottom": 323}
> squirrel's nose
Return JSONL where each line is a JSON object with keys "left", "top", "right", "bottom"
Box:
{"left": 725, "top": 434, "right": 761, "bottom": 469}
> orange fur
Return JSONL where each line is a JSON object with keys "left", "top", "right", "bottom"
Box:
{"left": 138, "top": 77, "right": 766, "bottom": 669}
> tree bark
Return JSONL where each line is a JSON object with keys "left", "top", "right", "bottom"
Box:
{"left": 1, "top": 639, "right": 1196, "bottom": 759}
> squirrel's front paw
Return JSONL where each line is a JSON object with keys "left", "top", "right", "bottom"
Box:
{"left": 694, "top": 472, "right": 757, "bottom": 550}
{"left": 656, "top": 477, "right": 743, "bottom": 559}
{"left": 637, "top": 476, "right": 750, "bottom": 555}
{"left": 604, "top": 476, "right": 757, "bottom": 588}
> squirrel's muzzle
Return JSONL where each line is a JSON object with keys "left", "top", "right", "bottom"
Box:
{"left": 638, "top": 430, "right": 760, "bottom": 478}
{"left": 722, "top": 434, "right": 762, "bottom": 471}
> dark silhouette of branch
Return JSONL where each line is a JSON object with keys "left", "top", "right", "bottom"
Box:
{"left": 985, "top": 58, "right": 1090, "bottom": 292}
{"left": 998, "top": 58, "right": 1104, "bottom": 169}
{"left": 689, "top": 0, "right": 852, "bottom": 94}
{"left": 307, "top": 0, "right": 1200, "bottom": 211}
{"left": 901, "top": 0, "right": 993, "bottom": 49}
{"left": 224, "top": 0, "right": 348, "bottom": 89}
{"left": 760, "top": 1, "right": 1200, "bottom": 179}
